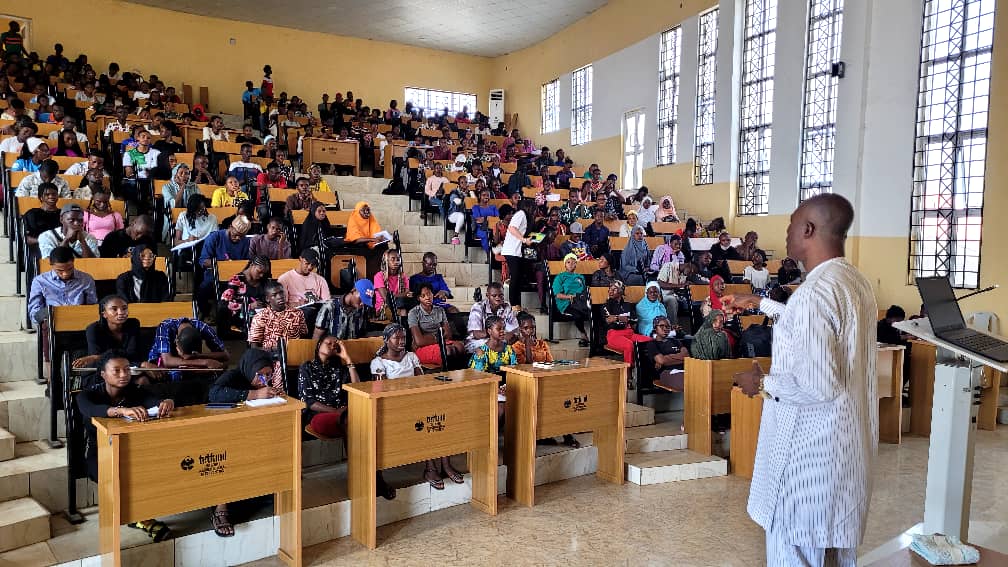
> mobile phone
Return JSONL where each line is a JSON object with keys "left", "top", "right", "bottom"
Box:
{"left": 206, "top": 403, "right": 237, "bottom": 409}
{"left": 434, "top": 375, "right": 451, "bottom": 382}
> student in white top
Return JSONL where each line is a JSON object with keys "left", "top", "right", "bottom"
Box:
{"left": 202, "top": 115, "right": 229, "bottom": 142}
{"left": 742, "top": 249, "right": 771, "bottom": 291}
{"left": 501, "top": 200, "right": 534, "bottom": 307}
{"left": 370, "top": 323, "right": 422, "bottom": 379}
{"left": 0, "top": 121, "right": 36, "bottom": 155}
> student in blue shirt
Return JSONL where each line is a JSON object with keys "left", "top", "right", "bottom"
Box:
{"left": 11, "top": 137, "right": 50, "bottom": 172}
{"left": 409, "top": 252, "right": 458, "bottom": 313}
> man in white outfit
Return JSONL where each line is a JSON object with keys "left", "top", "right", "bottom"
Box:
{"left": 725, "top": 194, "right": 878, "bottom": 566}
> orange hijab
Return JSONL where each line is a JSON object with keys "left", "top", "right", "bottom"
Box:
{"left": 345, "top": 201, "right": 381, "bottom": 245}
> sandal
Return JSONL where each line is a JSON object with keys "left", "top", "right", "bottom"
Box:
{"left": 578, "top": 339, "right": 591, "bottom": 347}
{"left": 443, "top": 467, "right": 464, "bottom": 484}
{"left": 128, "top": 519, "right": 172, "bottom": 542}
{"left": 424, "top": 467, "right": 445, "bottom": 490}
{"left": 562, "top": 434, "right": 581, "bottom": 449}
{"left": 210, "top": 510, "right": 235, "bottom": 538}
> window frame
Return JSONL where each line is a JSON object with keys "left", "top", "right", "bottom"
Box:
{"left": 737, "top": 0, "right": 779, "bottom": 217}
{"left": 541, "top": 78, "right": 560, "bottom": 134}
{"left": 694, "top": 8, "right": 719, "bottom": 185}
{"left": 403, "top": 87, "right": 477, "bottom": 118}
{"left": 657, "top": 26, "right": 683, "bottom": 166}
{"left": 571, "top": 65, "right": 593, "bottom": 146}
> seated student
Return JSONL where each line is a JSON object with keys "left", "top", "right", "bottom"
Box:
{"left": 100, "top": 215, "right": 156, "bottom": 258}
{"left": 227, "top": 143, "right": 263, "bottom": 191}
{"left": 218, "top": 255, "right": 271, "bottom": 334}
{"left": 590, "top": 252, "right": 623, "bottom": 288}
{"left": 206, "top": 348, "right": 278, "bottom": 537}
{"left": 198, "top": 215, "right": 252, "bottom": 279}
{"left": 77, "top": 350, "right": 175, "bottom": 542}
{"left": 285, "top": 177, "right": 315, "bottom": 217}
{"left": 144, "top": 317, "right": 228, "bottom": 373}
{"left": 620, "top": 226, "right": 652, "bottom": 285}
{"left": 370, "top": 323, "right": 423, "bottom": 379}
{"left": 635, "top": 196, "right": 658, "bottom": 230}
{"left": 344, "top": 201, "right": 393, "bottom": 247}
{"left": 82, "top": 188, "right": 124, "bottom": 244}
{"left": 116, "top": 245, "right": 171, "bottom": 303}
{"left": 708, "top": 231, "right": 741, "bottom": 280}
{"left": 211, "top": 176, "right": 249, "bottom": 208}
{"left": 249, "top": 216, "right": 291, "bottom": 260}
{"left": 692, "top": 251, "right": 714, "bottom": 284}
{"left": 191, "top": 153, "right": 219, "bottom": 186}
{"left": 15, "top": 158, "right": 71, "bottom": 197}
{"left": 122, "top": 130, "right": 160, "bottom": 203}
{"left": 235, "top": 124, "right": 262, "bottom": 145}
{"left": 692, "top": 309, "right": 731, "bottom": 360}
{"left": 11, "top": 137, "right": 50, "bottom": 173}
{"left": 512, "top": 311, "right": 552, "bottom": 365}
{"left": 603, "top": 281, "right": 651, "bottom": 365}
{"left": 617, "top": 210, "right": 640, "bottom": 237}
{"left": 161, "top": 163, "right": 199, "bottom": 209}
{"left": 408, "top": 283, "right": 466, "bottom": 367}
{"left": 424, "top": 162, "right": 449, "bottom": 214}
{"left": 742, "top": 249, "right": 771, "bottom": 291}
{"left": 735, "top": 230, "right": 760, "bottom": 262}
{"left": 701, "top": 275, "right": 728, "bottom": 318}
{"left": 23, "top": 183, "right": 62, "bottom": 249}
{"left": 55, "top": 128, "right": 85, "bottom": 157}
{"left": 560, "top": 222, "right": 590, "bottom": 259}
{"left": 465, "top": 282, "right": 519, "bottom": 353}
{"left": 174, "top": 194, "right": 218, "bottom": 247}
{"left": 39, "top": 204, "right": 101, "bottom": 259}
{"left": 445, "top": 183, "right": 467, "bottom": 245}
{"left": 298, "top": 201, "right": 337, "bottom": 254}
{"left": 635, "top": 282, "right": 668, "bottom": 337}
{"left": 0, "top": 119, "right": 36, "bottom": 156}
{"left": 314, "top": 279, "right": 372, "bottom": 339}
{"left": 72, "top": 295, "right": 144, "bottom": 387}
{"left": 650, "top": 234, "right": 686, "bottom": 273}
{"left": 777, "top": 257, "right": 802, "bottom": 285}
{"left": 878, "top": 305, "right": 909, "bottom": 345}
{"left": 278, "top": 249, "right": 329, "bottom": 308}
{"left": 658, "top": 195, "right": 678, "bottom": 222}
{"left": 552, "top": 253, "right": 592, "bottom": 347}
{"left": 646, "top": 315, "right": 690, "bottom": 391}
{"left": 374, "top": 249, "right": 412, "bottom": 319}
{"left": 583, "top": 209, "right": 610, "bottom": 258}
{"left": 248, "top": 280, "right": 308, "bottom": 354}
{"left": 657, "top": 254, "right": 693, "bottom": 323}
{"left": 410, "top": 252, "right": 458, "bottom": 312}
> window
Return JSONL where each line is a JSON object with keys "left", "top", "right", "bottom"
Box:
{"left": 657, "top": 26, "right": 682, "bottom": 166}
{"left": 909, "top": 0, "right": 995, "bottom": 289}
{"left": 571, "top": 65, "right": 593, "bottom": 146}
{"left": 694, "top": 9, "right": 719, "bottom": 185}
{"left": 541, "top": 79, "right": 560, "bottom": 134}
{"left": 624, "top": 109, "right": 646, "bottom": 190}
{"left": 738, "top": 0, "right": 778, "bottom": 216}
{"left": 403, "top": 87, "right": 477, "bottom": 117}
{"left": 798, "top": 0, "right": 845, "bottom": 202}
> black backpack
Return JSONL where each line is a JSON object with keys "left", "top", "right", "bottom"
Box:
{"left": 738, "top": 317, "right": 773, "bottom": 357}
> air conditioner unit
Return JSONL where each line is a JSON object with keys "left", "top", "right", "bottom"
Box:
{"left": 489, "top": 89, "right": 505, "bottom": 125}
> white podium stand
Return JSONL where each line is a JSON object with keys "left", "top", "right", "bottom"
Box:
{"left": 894, "top": 318, "right": 1007, "bottom": 541}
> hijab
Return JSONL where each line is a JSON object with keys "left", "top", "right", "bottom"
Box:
{"left": 299, "top": 201, "right": 330, "bottom": 251}
{"left": 708, "top": 274, "right": 725, "bottom": 311}
{"left": 659, "top": 196, "right": 677, "bottom": 220}
{"left": 635, "top": 282, "right": 667, "bottom": 336}
{"left": 238, "top": 348, "right": 274, "bottom": 382}
{"left": 345, "top": 201, "right": 381, "bottom": 243}
{"left": 126, "top": 245, "right": 168, "bottom": 303}
{"left": 620, "top": 226, "right": 650, "bottom": 276}
{"left": 636, "top": 197, "right": 657, "bottom": 226}
{"left": 692, "top": 309, "right": 730, "bottom": 360}
{"left": 164, "top": 163, "right": 197, "bottom": 208}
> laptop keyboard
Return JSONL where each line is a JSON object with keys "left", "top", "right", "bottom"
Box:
{"left": 951, "top": 333, "right": 1007, "bottom": 352}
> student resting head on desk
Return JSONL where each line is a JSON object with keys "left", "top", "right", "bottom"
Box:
{"left": 205, "top": 348, "right": 280, "bottom": 536}
{"left": 77, "top": 349, "right": 175, "bottom": 542}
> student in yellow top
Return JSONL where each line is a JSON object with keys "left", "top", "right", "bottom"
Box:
{"left": 307, "top": 164, "right": 333, "bottom": 193}
{"left": 210, "top": 175, "right": 249, "bottom": 208}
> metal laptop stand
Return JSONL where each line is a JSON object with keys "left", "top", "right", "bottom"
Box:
{"left": 894, "top": 317, "right": 1008, "bottom": 541}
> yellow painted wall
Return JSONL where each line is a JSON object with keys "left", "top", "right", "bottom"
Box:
{"left": 5, "top": 0, "right": 494, "bottom": 116}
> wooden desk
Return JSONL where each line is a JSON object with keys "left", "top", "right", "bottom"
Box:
{"left": 94, "top": 399, "right": 304, "bottom": 566}
{"left": 302, "top": 137, "right": 360, "bottom": 175}
{"left": 908, "top": 340, "right": 1004, "bottom": 435}
{"left": 729, "top": 386, "right": 762, "bottom": 479}
{"left": 684, "top": 357, "right": 771, "bottom": 455}
{"left": 877, "top": 344, "right": 906, "bottom": 444}
{"left": 502, "top": 358, "right": 627, "bottom": 507}
{"left": 344, "top": 370, "right": 498, "bottom": 549}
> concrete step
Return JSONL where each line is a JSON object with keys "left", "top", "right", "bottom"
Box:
{"left": 0, "top": 297, "right": 26, "bottom": 332}
{"left": 0, "top": 428, "right": 13, "bottom": 461}
{"left": 0, "top": 263, "right": 20, "bottom": 297}
{"left": 624, "top": 449, "right": 728, "bottom": 485}
{"left": 624, "top": 421, "right": 687, "bottom": 454}
{"left": 0, "top": 497, "right": 50, "bottom": 553}
{"left": 0, "top": 381, "right": 55, "bottom": 442}
{"left": 625, "top": 402, "right": 656, "bottom": 427}
{"left": 0, "top": 332, "right": 38, "bottom": 384}
{"left": 0, "top": 441, "right": 80, "bottom": 513}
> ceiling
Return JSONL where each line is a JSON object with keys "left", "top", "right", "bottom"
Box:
{"left": 130, "top": 0, "right": 609, "bottom": 57}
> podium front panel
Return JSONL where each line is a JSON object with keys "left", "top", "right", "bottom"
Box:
{"left": 376, "top": 384, "right": 493, "bottom": 470}
{"left": 535, "top": 368, "right": 622, "bottom": 439}
{"left": 116, "top": 410, "right": 295, "bottom": 523}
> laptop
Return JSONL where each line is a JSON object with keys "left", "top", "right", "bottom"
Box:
{"left": 916, "top": 276, "right": 1008, "bottom": 362}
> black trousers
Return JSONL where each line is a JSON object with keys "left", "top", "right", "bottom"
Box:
{"left": 505, "top": 255, "right": 528, "bottom": 306}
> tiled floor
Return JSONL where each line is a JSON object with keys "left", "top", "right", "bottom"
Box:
{"left": 241, "top": 426, "right": 1008, "bottom": 567}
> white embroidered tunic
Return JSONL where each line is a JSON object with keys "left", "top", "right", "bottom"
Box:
{"left": 747, "top": 257, "right": 878, "bottom": 548}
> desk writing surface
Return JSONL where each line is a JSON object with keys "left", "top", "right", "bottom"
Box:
{"left": 344, "top": 369, "right": 498, "bottom": 399}
{"left": 503, "top": 357, "right": 627, "bottom": 379}
{"left": 93, "top": 398, "right": 303, "bottom": 435}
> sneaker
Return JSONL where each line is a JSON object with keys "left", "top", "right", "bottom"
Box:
{"left": 451, "top": 236, "right": 461, "bottom": 245}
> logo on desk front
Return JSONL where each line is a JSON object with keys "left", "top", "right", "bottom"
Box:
{"left": 418, "top": 414, "right": 446, "bottom": 433}
{"left": 565, "top": 395, "right": 588, "bottom": 412}
{"left": 187, "top": 451, "right": 227, "bottom": 477}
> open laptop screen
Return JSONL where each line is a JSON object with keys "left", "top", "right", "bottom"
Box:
{"left": 916, "top": 276, "right": 966, "bottom": 334}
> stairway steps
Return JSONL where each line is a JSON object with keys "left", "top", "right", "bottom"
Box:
{"left": 624, "top": 421, "right": 687, "bottom": 454}
{"left": 0, "top": 428, "right": 13, "bottom": 461}
{"left": 0, "top": 333, "right": 38, "bottom": 384}
{"left": 0, "top": 497, "right": 50, "bottom": 553}
{"left": 625, "top": 449, "right": 728, "bottom": 485}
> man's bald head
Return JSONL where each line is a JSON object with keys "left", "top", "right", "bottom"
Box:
{"left": 799, "top": 194, "right": 854, "bottom": 241}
